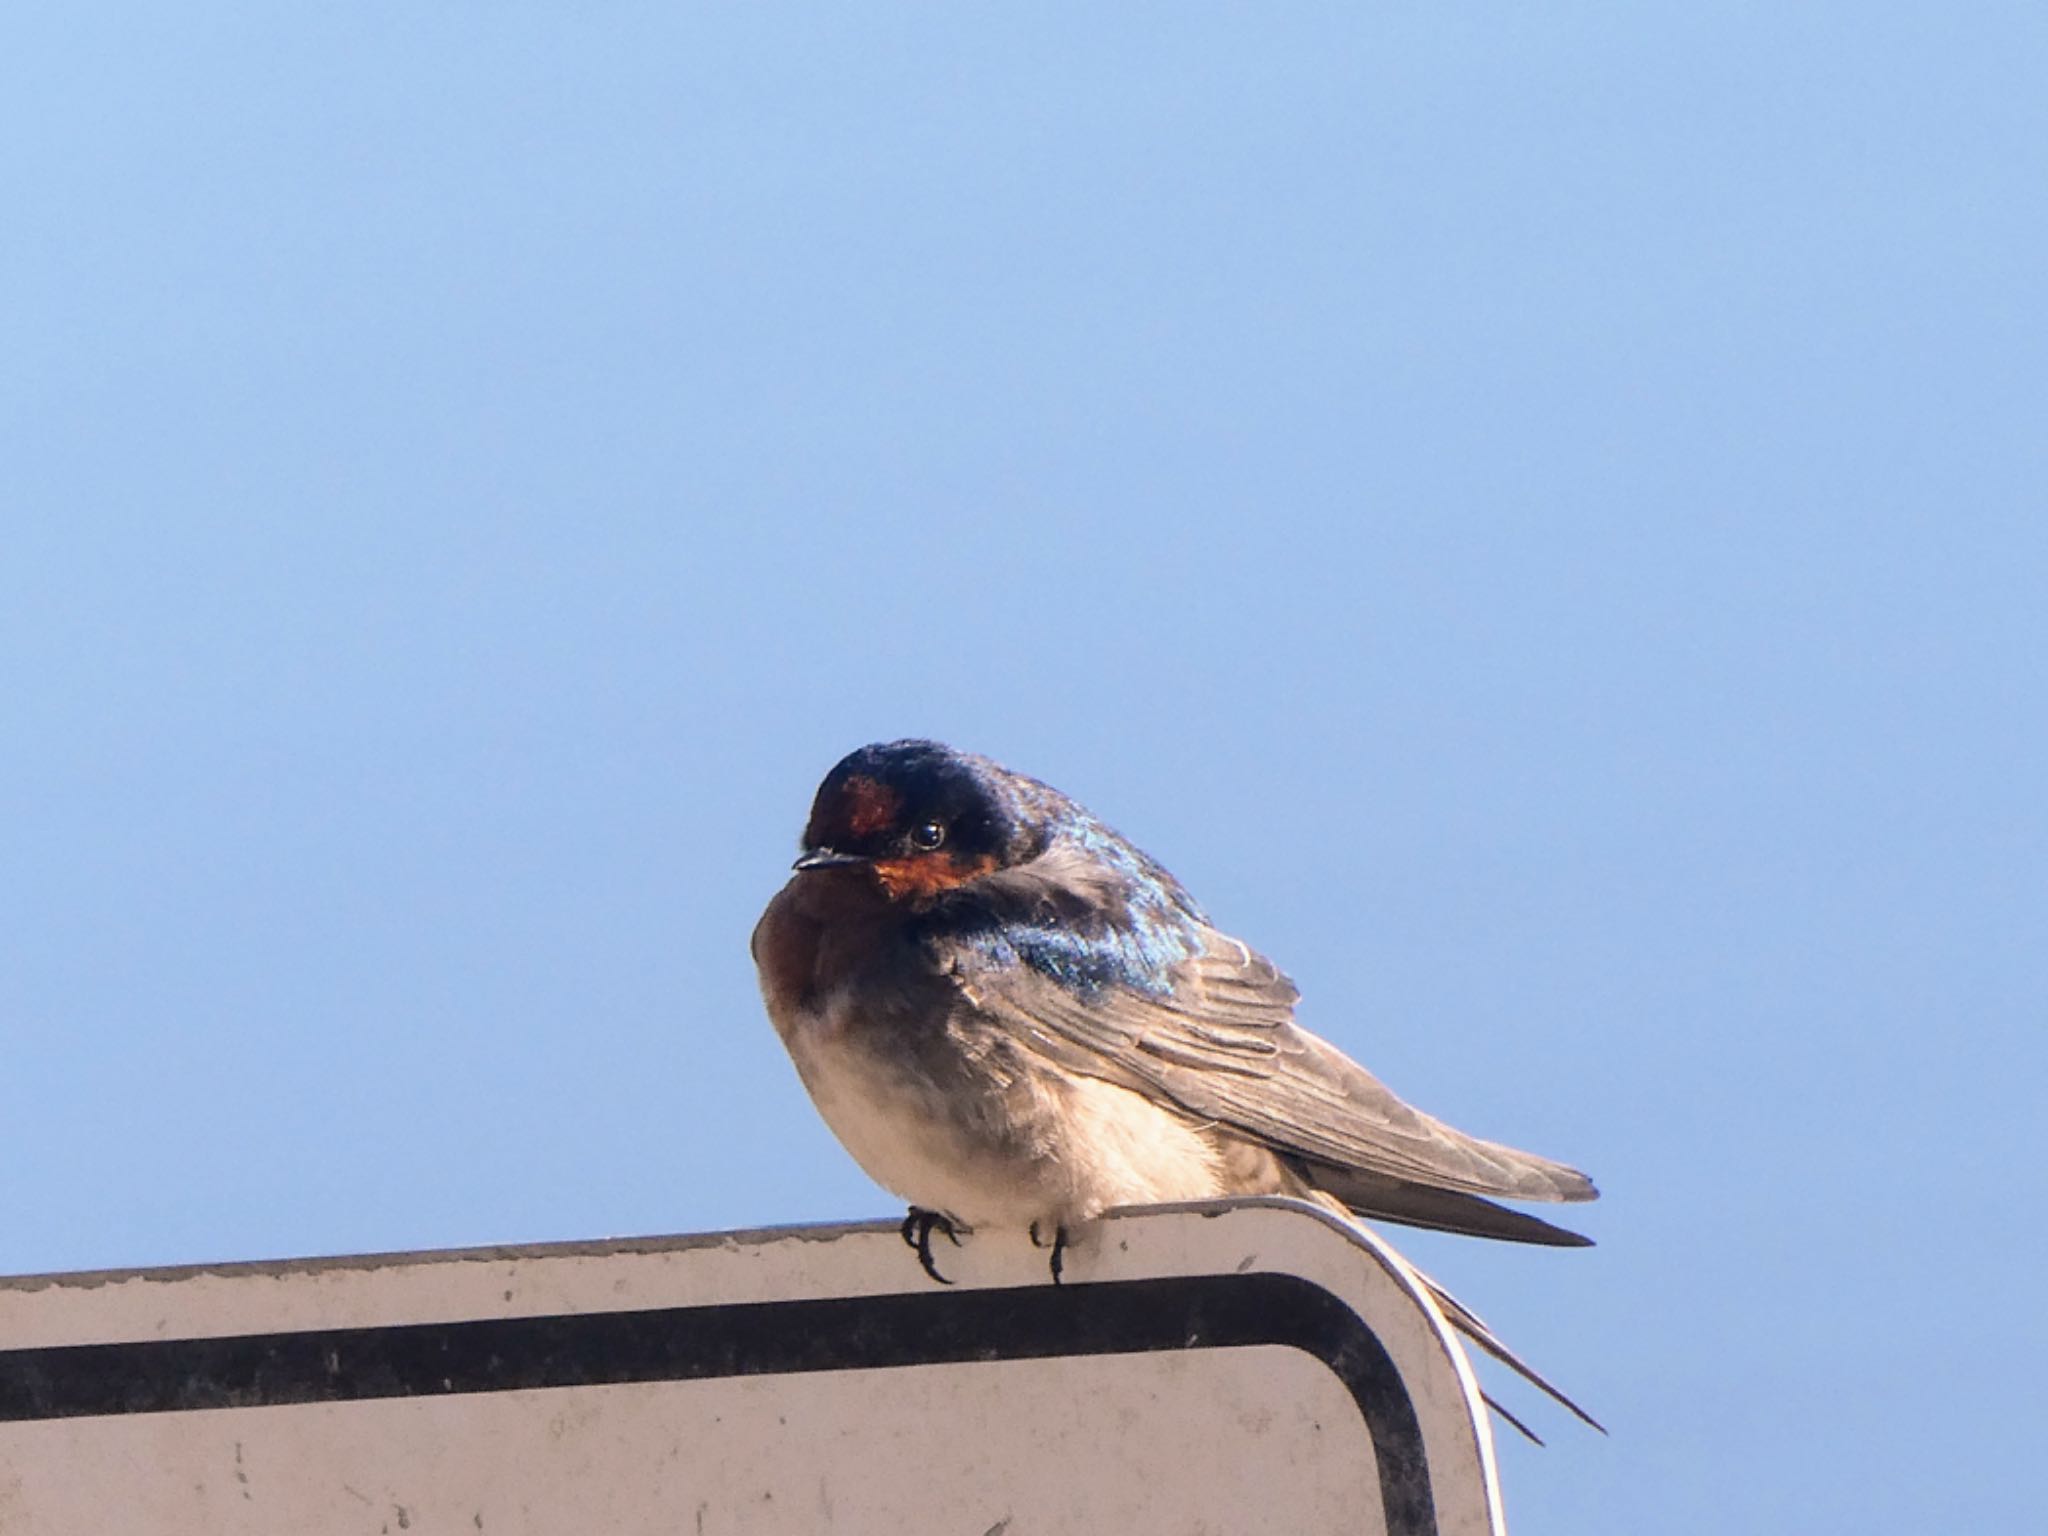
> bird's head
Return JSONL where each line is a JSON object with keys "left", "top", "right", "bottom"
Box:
{"left": 795, "top": 740, "right": 1038, "bottom": 904}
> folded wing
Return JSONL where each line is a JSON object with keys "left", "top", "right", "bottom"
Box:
{"left": 943, "top": 914, "right": 1597, "bottom": 1240}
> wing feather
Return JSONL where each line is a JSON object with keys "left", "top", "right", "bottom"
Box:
{"left": 944, "top": 914, "right": 1596, "bottom": 1209}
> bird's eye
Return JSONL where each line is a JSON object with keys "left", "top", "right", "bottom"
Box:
{"left": 909, "top": 819, "right": 947, "bottom": 852}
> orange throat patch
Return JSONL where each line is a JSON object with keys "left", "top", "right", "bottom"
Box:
{"left": 870, "top": 851, "right": 999, "bottom": 904}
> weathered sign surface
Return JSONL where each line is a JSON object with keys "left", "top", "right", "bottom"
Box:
{"left": 0, "top": 1198, "right": 1502, "bottom": 1534}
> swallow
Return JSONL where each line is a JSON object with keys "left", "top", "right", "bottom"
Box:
{"left": 753, "top": 739, "right": 1601, "bottom": 1436}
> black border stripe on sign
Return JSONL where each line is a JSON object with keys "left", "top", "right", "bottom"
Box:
{"left": 0, "top": 1271, "right": 1435, "bottom": 1534}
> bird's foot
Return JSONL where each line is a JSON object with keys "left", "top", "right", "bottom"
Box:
{"left": 901, "top": 1207, "right": 964, "bottom": 1285}
{"left": 1028, "top": 1219, "right": 1070, "bottom": 1286}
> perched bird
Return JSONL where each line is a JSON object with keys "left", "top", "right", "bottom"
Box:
{"left": 753, "top": 739, "right": 1601, "bottom": 1436}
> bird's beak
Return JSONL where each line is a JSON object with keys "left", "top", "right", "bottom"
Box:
{"left": 793, "top": 847, "right": 868, "bottom": 872}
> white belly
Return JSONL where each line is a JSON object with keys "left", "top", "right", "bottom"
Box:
{"left": 776, "top": 994, "right": 1230, "bottom": 1229}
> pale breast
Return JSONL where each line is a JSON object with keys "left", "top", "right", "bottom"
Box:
{"left": 778, "top": 997, "right": 1025, "bottom": 1222}
{"left": 755, "top": 870, "right": 1245, "bottom": 1229}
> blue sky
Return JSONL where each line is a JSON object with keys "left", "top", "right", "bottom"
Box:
{"left": 5, "top": 6, "right": 2043, "bottom": 1530}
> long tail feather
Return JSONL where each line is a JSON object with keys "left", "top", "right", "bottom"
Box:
{"left": 1418, "top": 1272, "right": 1607, "bottom": 1435}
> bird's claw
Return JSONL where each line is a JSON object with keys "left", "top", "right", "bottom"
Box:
{"left": 901, "top": 1207, "right": 963, "bottom": 1285}
{"left": 1029, "top": 1219, "right": 1070, "bottom": 1286}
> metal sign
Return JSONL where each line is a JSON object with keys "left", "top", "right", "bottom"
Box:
{"left": 0, "top": 1199, "right": 1502, "bottom": 1534}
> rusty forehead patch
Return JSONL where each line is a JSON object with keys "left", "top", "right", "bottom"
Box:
{"left": 838, "top": 775, "right": 901, "bottom": 838}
